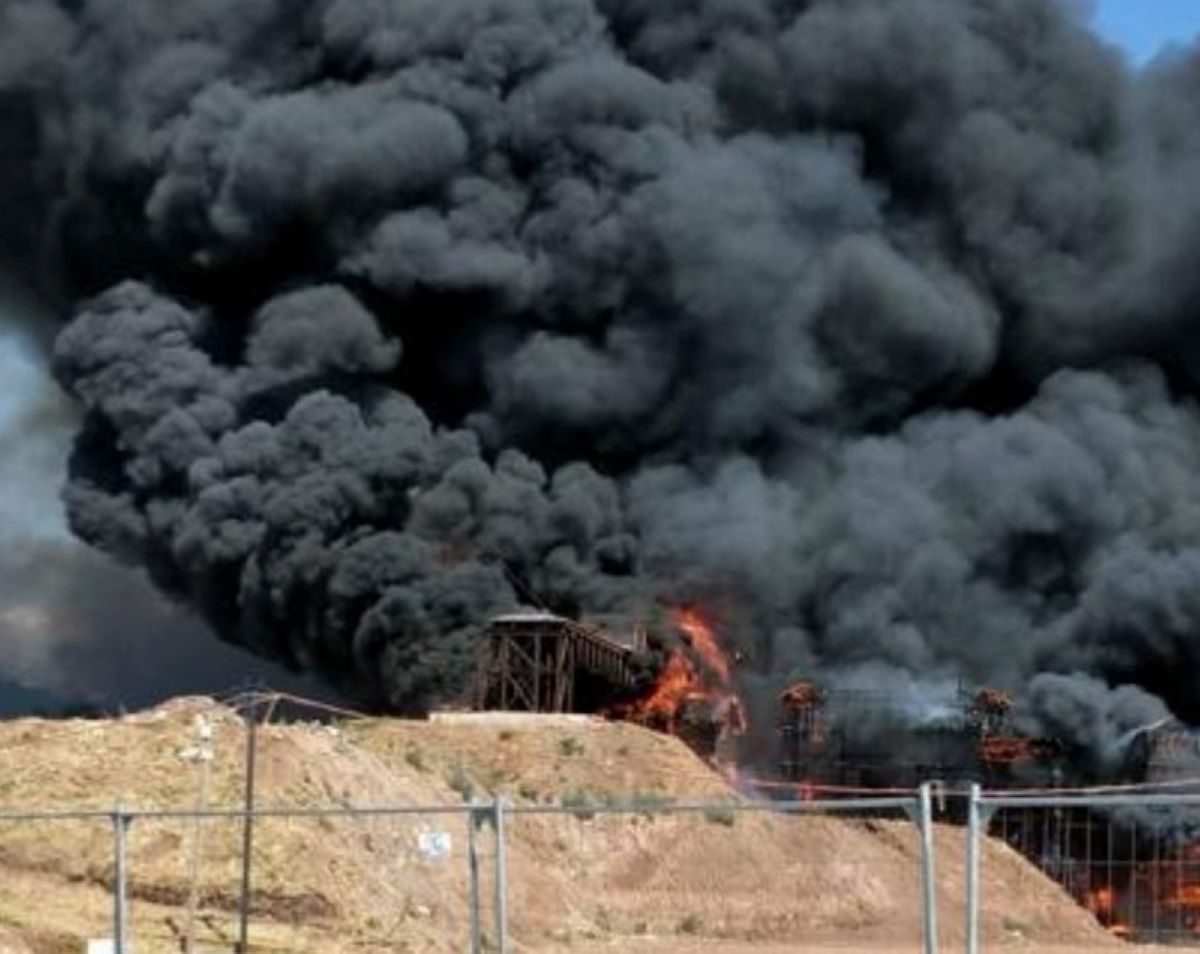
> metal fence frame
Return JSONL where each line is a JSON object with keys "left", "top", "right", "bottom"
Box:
{"left": 31, "top": 779, "right": 1200, "bottom": 954}
{"left": 0, "top": 784, "right": 939, "bottom": 954}
{"left": 965, "top": 785, "right": 1200, "bottom": 954}
{"left": 0, "top": 802, "right": 487, "bottom": 954}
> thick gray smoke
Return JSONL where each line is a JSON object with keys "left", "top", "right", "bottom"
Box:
{"left": 3, "top": 0, "right": 1200, "bottom": 764}
{"left": 0, "top": 306, "right": 321, "bottom": 710}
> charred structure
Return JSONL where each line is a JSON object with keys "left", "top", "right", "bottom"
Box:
{"left": 470, "top": 608, "right": 746, "bottom": 767}
{"left": 992, "top": 796, "right": 1200, "bottom": 944}
{"left": 769, "top": 674, "right": 1200, "bottom": 942}
{"left": 778, "top": 680, "right": 1063, "bottom": 790}
{"left": 771, "top": 676, "right": 1200, "bottom": 942}
{"left": 1011, "top": 721, "right": 1200, "bottom": 942}
{"left": 472, "top": 612, "right": 642, "bottom": 714}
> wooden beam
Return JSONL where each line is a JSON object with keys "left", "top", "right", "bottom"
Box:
{"left": 475, "top": 617, "right": 639, "bottom": 714}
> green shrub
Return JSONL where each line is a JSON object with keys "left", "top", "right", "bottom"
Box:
{"left": 562, "top": 788, "right": 597, "bottom": 820}
{"left": 703, "top": 806, "right": 736, "bottom": 827}
{"left": 517, "top": 781, "right": 540, "bottom": 802}
{"left": 446, "top": 763, "right": 475, "bottom": 802}
{"left": 678, "top": 914, "right": 703, "bottom": 935}
{"left": 627, "top": 791, "right": 674, "bottom": 818}
{"left": 558, "top": 736, "right": 585, "bottom": 756}
{"left": 404, "top": 747, "right": 426, "bottom": 772}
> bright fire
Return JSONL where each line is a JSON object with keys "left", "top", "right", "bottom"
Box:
{"left": 618, "top": 607, "right": 746, "bottom": 752}
{"left": 1082, "top": 886, "right": 1114, "bottom": 919}
{"left": 677, "top": 607, "right": 731, "bottom": 684}
{"left": 633, "top": 649, "right": 702, "bottom": 725}
{"left": 1081, "top": 859, "right": 1200, "bottom": 939}
{"left": 1167, "top": 885, "right": 1200, "bottom": 908}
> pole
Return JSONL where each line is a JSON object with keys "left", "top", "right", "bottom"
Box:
{"left": 965, "top": 783, "right": 981, "bottom": 954}
{"left": 493, "top": 798, "right": 508, "bottom": 954}
{"left": 918, "top": 782, "right": 939, "bottom": 954}
{"left": 237, "top": 697, "right": 260, "bottom": 953}
{"left": 112, "top": 801, "right": 129, "bottom": 954}
{"left": 467, "top": 804, "right": 482, "bottom": 954}
{"left": 184, "top": 716, "right": 214, "bottom": 954}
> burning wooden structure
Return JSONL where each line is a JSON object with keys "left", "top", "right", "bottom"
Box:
{"left": 778, "top": 680, "right": 1063, "bottom": 789}
{"left": 1050, "top": 719, "right": 1200, "bottom": 941}
{"left": 775, "top": 677, "right": 1200, "bottom": 942}
{"left": 607, "top": 608, "right": 747, "bottom": 770}
{"left": 472, "top": 612, "right": 643, "bottom": 713}
{"left": 472, "top": 607, "right": 746, "bottom": 770}
{"left": 470, "top": 608, "right": 1200, "bottom": 941}
{"left": 994, "top": 790, "right": 1200, "bottom": 944}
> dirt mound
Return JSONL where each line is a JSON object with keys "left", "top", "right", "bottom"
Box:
{"left": 0, "top": 699, "right": 1113, "bottom": 952}
{"left": 0, "top": 927, "right": 31, "bottom": 954}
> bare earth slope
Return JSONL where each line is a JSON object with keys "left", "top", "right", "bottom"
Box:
{"left": 0, "top": 699, "right": 1121, "bottom": 953}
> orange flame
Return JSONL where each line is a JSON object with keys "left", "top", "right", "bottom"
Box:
{"left": 1080, "top": 883, "right": 1123, "bottom": 936}
{"left": 1074, "top": 841, "right": 1200, "bottom": 939}
{"left": 1081, "top": 861, "right": 1200, "bottom": 939}
{"left": 1164, "top": 883, "right": 1200, "bottom": 910}
{"left": 1082, "top": 886, "right": 1114, "bottom": 919}
{"left": 633, "top": 649, "right": 702, "bottom": 724}
{"left": 1127, "top": 843, "right": 1200, "bottom": 936}
{"left": 617, "top": 607, "right": 746, "bottom": 753}
{"left": 977, "top": 736, "right": 1037, "bottom": 765}
{"left": 677, "top": 607, "right": 731, "bottom": 684}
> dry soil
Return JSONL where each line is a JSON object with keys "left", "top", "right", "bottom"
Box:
{"left": 0, "top": 699, "right": 1124, "bottom": 953}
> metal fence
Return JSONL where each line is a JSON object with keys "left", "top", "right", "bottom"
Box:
{"left": 22, "top": 780, "right": 1200, "bottom": 953}
{"left": 504, "top": 788, "right": 937, "bottom": 954}
{"left": 0, "top": 787, "right": 940, "bottom": 954}
{"left": 0, "top": 802, "right": 498, "bottom": 954}
{"left": 966, "top": 784, "right": 1200, "bottom": 952}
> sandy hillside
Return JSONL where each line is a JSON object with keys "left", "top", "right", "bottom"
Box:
{"left": 0, "top": 698, "right": 1116, "bottom": 953}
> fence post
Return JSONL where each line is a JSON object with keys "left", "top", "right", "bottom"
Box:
{"left": 111, "top": 800, "right": 129, "bottom": 954}
{"left": 493, "top": 798, "right": 508, "bottom": 954}
{"left": 917, "top": 782, "right": 939, "bottom": 954}
{"left": 237, "top": 695, "right": 261, "bottom": 954}
{"left": 964, "top": 783, "right": 996, "bottom": 954}
{"left": 467, "top": 803, "right": 482, "bottom": 954}
{"left": 965, "top": 783, "right": 981, "bottom": 954}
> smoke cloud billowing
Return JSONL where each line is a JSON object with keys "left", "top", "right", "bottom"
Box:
{"left": 4, "top": 0, "right": 1200, "bottom": 766}
{"left": 0, "top": 316, "right": 321, "bottom": 710}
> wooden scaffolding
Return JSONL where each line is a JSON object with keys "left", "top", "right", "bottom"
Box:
{"left": 473, "top": 613, "right": 641, "bottom": 713}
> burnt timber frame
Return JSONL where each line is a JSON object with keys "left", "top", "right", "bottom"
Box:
{"left": 474, "top": 614, "right": 638, "bottom": 713}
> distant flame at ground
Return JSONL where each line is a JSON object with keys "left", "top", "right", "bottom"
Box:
{"left": 1078, "top": 850, "right": 1200, "bottom": 939}
{"left": 1082, "top": 885, "right": 1114, "bottom": 921}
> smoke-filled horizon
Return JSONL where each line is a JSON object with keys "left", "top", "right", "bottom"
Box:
{"left": 3, "top": 0, "right": 1200, "bottom": 768}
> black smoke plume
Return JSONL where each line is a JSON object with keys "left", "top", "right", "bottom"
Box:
{"left": 4, "top": 0, "right": 1200, "bottom": 766}
{"left": 0, "top": 311, "right": 323, "bottom": 710}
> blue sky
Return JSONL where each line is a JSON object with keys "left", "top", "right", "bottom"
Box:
{"left": 1092, "top": 0, "right": 1200, "bottom": 64}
